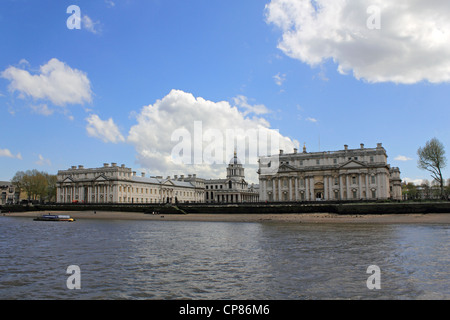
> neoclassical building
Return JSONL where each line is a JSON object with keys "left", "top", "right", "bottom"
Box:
{"left": 56, "top": 163, "right": 205, "bottom": 204}
{"left": 205, "top": 152, "right": 259, "bottom": 203}
{"left": 258, "top": 143, "right": 402, "bottom": 202}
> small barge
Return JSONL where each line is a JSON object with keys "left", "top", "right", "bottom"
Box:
{"left": 34, "top": 215, "right": 75, "bottom": 222}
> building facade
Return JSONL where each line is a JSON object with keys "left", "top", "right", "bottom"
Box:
{"left": 56, "top": 163, "right": 205, "bottom": 204}
{"left": 258, "top": 143, "right": 402, "bottom": 202}
{"left": 0, "top": 181, "right": 20, "bottom": 205}
{"left": 205, "top": 152, "right": 259, "bottom": 203}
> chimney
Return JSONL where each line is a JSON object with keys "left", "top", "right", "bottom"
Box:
{"left": 133, "top": 171, "right": 136, "bottom": 176}
{"left": 344, "top": 145, "right": 348, "bottom": 151}
{"left": 78, "top": 165, "right": 84, "bottom": 169}
{"left": 377, "top": 143, "right": 383, "bottom": 149}
{"left": 141, "top": 172, "right": 145, "bottom": 177}
{"left": 121, "top": 164, "right": 126, "bottom": 168}
{"left": 280, "top": 149, "right": 284, "bottom": 155}
{"left": 104, "top": 163, "right": 109, "bottom": 167}
{"left": 111, "top": 163, "right": 117, "bottom": 167}
{"left": 360, "top": 143, "right": 364, "bottom": 149}
{"left": 174, "top": 175, "right": 178, "bottom": 180}
{"left": 193, "top": 174, "right": 196, "bottom": 178}
{"left": 71, "top": 166, "right": 77, "bottom": 169}
{"left": 294, "top": 148, "right": 298, "bottom": 154}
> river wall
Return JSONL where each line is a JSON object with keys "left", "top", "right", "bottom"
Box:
{"left": 2, "top": 201, "right": 450, "bottom": 215}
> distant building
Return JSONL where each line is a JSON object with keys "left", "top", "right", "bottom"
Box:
{"left": 205, "top": 151, "right": 259, "bottom": 203}
{"left": 56, "top": 163, "right": 205, "bottom": 204}
{"left": 258, "top": 143, "right": 402, "bottom": 202}
{"left": 0, "top": 181, "right": 20, "bottom": 205}
{"left": 56, "top": 158, "right": 259, "bottom": 204}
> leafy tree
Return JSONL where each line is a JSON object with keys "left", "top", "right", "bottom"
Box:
{"left": 417, "top": 138, "right": 447, "bottom": 199}
{"left": 11, "top": 170, "right": 57, "bottom": 202}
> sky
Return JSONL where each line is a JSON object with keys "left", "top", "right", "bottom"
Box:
{"left": 1, "top": 0, "right": 450, "bottom": 184}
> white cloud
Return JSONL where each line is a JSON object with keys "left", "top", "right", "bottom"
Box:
{"left": 395, "top": 155, "right": 413, "bottom": 161}
{"left": 82, "top": 15, "right": 101, "bottom": 34}
{"left": 86, "top": 114, "right": 125, "bottom": 144}
{"left": 273, "top": 72, "right": 286, "bottom": 86}
{"left": 305, "top": 117, "right": 318, "bottom": 123}
{"left": 35, "top": 154, "right": 51, "bottom": 166}
{"left": 232, "top": 95, "right": 270, "bottom": 116}
{"left": 30, "top": 104, "right": 54, "bottom": 116}
{"left": 403, "top": 177, "right": 425, "bottom": 185}
{"left": 265, "top": 0, "right": 450, "bottom": 84}
{"left": 0, "top": 148, "right": 22, "bottom": 159}
{"left": 1, "top": 58, "right": 92, "bottom": 107}
{"left": 105, "top": 0, "right": 115, "bottom": 8}
{"left": 127, "top": 89, "right": 298, "bottom": 183}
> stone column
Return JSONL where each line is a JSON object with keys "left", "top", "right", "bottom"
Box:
{"left": 289, "top": 177, "right": 293, "bottom": 201}
{"left": 278, "top": 178, "right": 282, "bottom": 201}
{"left": 358, "top": 174, "right": 363, "bottom": 199}
{"left": 305, "top": 177, "right": 309, "bottom": 201}
{"left": 295, "top": 177, "right": 299, "bottom": 201}
{"left": 323, "top": 176, "right": 328, "bottom": 200}
{"left": 346, "top": 175, "right": 350, "bottom": 200}
{"left": 365, "top": 174, "right": 369, "bottom": 199}
{"left": 339, "top": 175, "right": 344, "bottom": 200}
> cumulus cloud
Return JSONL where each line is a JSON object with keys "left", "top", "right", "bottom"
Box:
{"left": 265, "top": 0, "right": 450, "bottom": 84}
{"left": 395, "top": 155, "right": 413, "bottom": 161}
{"left": 35, "top": 154, "right": 51, "bottom": 166}
{"left": 233, "top": 95, "right": 270, "bottom": 116}
{"left": 127, "top": 89, "right": 298, "bottom": 182}
{"left": 1, "top": 58, "right": 92, "bottom": 107}
{"left": 82, "top": 15, "right": 101, "bottom": 34}
{"left": 30, "top": 104, "right": 54, "bottom": 116}
{"left": 273, "top": 72, "right": 286, "bottom": 86}
{"left": 0, "top": 148, "right": 22, "bottom": 159}
{"left": 86, "top": 114, "right": 125, "bottom": 143}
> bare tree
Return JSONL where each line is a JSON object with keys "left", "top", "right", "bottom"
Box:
{"left": 417, "top": 138, "right": 447, "bottom": 199}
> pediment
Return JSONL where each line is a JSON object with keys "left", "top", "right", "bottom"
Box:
{"left": 162, "top": 180, "right": 175, "bottom": 186}
{"left": 339, "top": 160, "right": 366, "bottom": 169}
{"left": 278, "top": 163, "right": 297, "bottom": 172}
{"left": 94, "top": 175, "right": 108, "bottom": 182}
{"left": 62, "top": 176, "right": 75, "bottom": 183}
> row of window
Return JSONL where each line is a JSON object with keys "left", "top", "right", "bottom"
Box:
{"left": 282, "top": 156, "right": 376, "bottom": 166}
{"left": 268, "top": 176, "right": 377, "bottom": 187}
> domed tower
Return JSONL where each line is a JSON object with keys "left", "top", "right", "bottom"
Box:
{"left": 227, "top": 150, "right": 245, "bottom": 180}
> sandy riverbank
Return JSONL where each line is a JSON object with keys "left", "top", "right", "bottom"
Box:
{"left": 3, "top": 210, "right": 450, "bottom": 224}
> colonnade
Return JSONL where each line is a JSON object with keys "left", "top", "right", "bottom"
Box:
{"left": 260, "top": 172, "right": 388, "bottom": 201}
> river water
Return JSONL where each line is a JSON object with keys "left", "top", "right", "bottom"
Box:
{"left": 0, "top": 216, "right": 448, "bottom": 300}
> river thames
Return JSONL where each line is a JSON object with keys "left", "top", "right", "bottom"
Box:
{"left": 0, "top": 216, "right": 448, "bottom": 300}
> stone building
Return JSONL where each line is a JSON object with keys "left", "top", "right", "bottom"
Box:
{"left": 205, "top": 152, "right": 259, "bottom": 203}
{"left": 258, "top": 143, "right": 402, "bottom": 202}
{"left": 0, "top": 181, "right": 20, "bottom": 205}
{"left": 56, "top": 163, "right": 205, "bottom": 204}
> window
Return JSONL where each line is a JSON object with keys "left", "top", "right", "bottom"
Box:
{"left": 316, "top": 159, "right": 320, "bottom": 165}
{"left": 372, "top": 190, "right": 376, "bottom": 198}
{"left": 300, "top": 160, "right": 304, "bottom": 166}
{"left": 370, "top": 156, "right": 374, "bottom": 163}
{"left": 352, "top": 176, "right": 357, "bottom": 185}
{"left": 371, "top": 176, "right": 376, "bottom": 184}
{"left": 334, "top": 178, "right": 339, "bottom": 185}
{"left": 333, "top": 158, "right": 337, "bottom": 164}
{"left": 352, "top": 190, "right": 357, "bottom": 199}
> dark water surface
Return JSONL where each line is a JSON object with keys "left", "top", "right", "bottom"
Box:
{"left": 0, "top": 216, "right": 448, "bottom": 299}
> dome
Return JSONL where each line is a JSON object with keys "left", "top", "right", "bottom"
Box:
{"left": 229, "top": 151, "right": 242, "bottom": 165}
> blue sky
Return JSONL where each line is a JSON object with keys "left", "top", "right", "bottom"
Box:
{"left": 1, "top": 0, "right": 450, "bottom": 184}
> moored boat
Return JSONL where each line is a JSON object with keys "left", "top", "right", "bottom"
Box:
{"left": 34, "top": 215, "right": 75, "bottom": 222}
